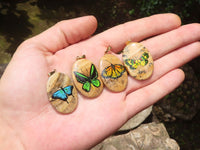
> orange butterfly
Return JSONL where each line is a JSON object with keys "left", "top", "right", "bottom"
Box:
{"left": 101, "top": 64, "right": 125, "bottom": 79}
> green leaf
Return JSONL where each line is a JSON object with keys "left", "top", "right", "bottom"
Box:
{"left": 128, "top": 9, "right": 135, "bottom": 15}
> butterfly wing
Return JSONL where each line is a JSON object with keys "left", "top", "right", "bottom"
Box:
{"left": 74, "top": 71, "right": 92, "bottom": 92}
{"left": 125, "top": 59, "right": 137, "bottom": 69}
{"left": 143, "top": 52, "right": 149, "bottom": 65}
{"left": 74, "top": 71, "right": 89, "bottom": 84}
{"left": 74, "top": 64, "right": 101, "bottom": 92}
{"left": 91, "top": 79, "right": 100, "bottom": 87}
{"left": 89, "top": 64, "right": 101, "bottom": 88}
{"left": 101, "top": 66, "right": 113, "bottom": 78}
{"left": 125, "top": 52, "right": 149, "bottom": 69}
{"left": 82, "top": 81, "right": 91, "bottom": 92}
{"left": 63, "top": 85, "right": 73, "bottom": 96}
{"left": 52, "top": 89, "right": 67, "bottom": 100}
{"left": 140, "top": 52, "right": 149, "bottom": 66}
{"left": 143, "top": 52, "right": 149, "bottom": 59}
{"left": 113, "top": 64, "right": 125, "bottom": 78}
{"left": 90, "top": 64, "right": 98, "bottom": 79}
{"left": 101, "top": 64, "right": 125, "bottom": 79}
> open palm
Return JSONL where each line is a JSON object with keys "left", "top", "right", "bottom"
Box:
{"left": 0, "top": 14, "right": 200, "bottom": 150}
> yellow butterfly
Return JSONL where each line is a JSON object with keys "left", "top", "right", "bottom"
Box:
{"left": 101, "top": 64, "right": 125, "bottom": 79}
{"left": 125, "top": 52, "right": 149, "bottom": 69}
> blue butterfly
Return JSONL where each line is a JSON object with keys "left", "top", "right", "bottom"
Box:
{"left": 52, "top": 85, "right": 73, "bottom": 103}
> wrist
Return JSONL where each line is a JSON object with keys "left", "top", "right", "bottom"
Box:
{"left": 0, "top": 117, "right": 25, "bottom": 150}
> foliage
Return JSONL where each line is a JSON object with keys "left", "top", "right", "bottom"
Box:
{"left": 134, "top": 0, "right": 200, "bottom": 23}
{"left": 0, "top": 0, "right": 33, "bottom": 55}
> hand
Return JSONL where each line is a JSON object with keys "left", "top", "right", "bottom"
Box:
{"left": 0, "top": 14, "right": 200, "bottom": 150}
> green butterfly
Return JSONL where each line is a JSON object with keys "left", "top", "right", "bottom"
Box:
{"left": 74, "top": 64, "right": 101, "bottom": 92}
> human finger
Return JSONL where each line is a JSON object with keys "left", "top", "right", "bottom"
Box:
{"left": 142, "top": 23, "right": 200, "bottom": 60}
{"left": 21, "top": 16, "right": 97, "bottom": 53}
{"left": 125, "top": 41, "right": 200, "bottom": 93}
{"left": 124, "top": 23, "right": 200, "bottom": 93}
{"left": 125, "top": 69, "right": 184, "bottom": 119}
{"left": 93, "top": 13, "right": 181, "bottom": 53}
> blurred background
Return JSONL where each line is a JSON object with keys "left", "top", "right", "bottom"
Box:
{"left": 0, "top": 0, "right": 200, "bottom": 149}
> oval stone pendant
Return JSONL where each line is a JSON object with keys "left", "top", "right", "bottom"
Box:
{"left": 122, "top": 42, "right": 154, "bottom": 80}
{"left": 72, "top": 58, "right": 103, "bottom": 98}
{"left": 47, "top": 72, "right": 78, "bottom": 114}
{"left": 99, "top": 54, "right": 128, "bottom": 92}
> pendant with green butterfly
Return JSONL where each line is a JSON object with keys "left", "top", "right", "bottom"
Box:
{"left": 72, "top": 57, "right": 103, "bottom": 98}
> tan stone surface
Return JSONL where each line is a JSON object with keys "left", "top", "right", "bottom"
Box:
{"left": 92, "top": 122, "right": 180, "bottom": 150}
{"left": 47, "top": 72, "right": 78, "bottom": 114}
{"left": 122, "top": 42, "right": 154, "bottom": 80}
{"left": 99, "top": 54, "right": 128, "bottom": 92}
{"left": 72, "top": 59, "right": 103, "bottom": 98}
{"left": 118, "top": 106, "right": 152, "bottom": 131}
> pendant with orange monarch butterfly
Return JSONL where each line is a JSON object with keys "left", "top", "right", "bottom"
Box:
{"left": 99, "top": 53, "right": 128, "bottom": 92}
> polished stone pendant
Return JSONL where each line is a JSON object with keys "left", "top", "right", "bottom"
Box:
{"left": 99, "top": 53, "right": 128, "bottom": 92}
{"left": 72, "top": 58, "right": 103, "bottom": 98}
{"left": 47, "top": 71, "right": 78, "bottom": 113}
{"left": 122, "top": 42, "right": 154, "bottom": 80}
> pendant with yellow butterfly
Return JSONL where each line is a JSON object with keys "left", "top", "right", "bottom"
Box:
{"left": 99, "top": 48, "right": 128, "bottom": 92}
{"left": 122, "top": 42, "right": 154, "bottom": 80}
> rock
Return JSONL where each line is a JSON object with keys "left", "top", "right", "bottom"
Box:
{"left": 99, "top": 53, "right": 128, "bottom": 92}
{"left": 122, "top": 42, "right": 154, "bottom": 80}
{"left": 157, "top": 64, "right": 200, "bottom": 120}
{"left": 118, "top": 105, "right": 152, "bottom": 131}
{"left": 153, "top": 105, "right": 176, "bottom": 122}
{"left": 92, "top": 122, "right": 180, "bottom": 150}
{"left": 72, "top": 59, "right": 103, "bottom": 98}
{"left": 47, "top": 72, "right": 78, "bottom": 114}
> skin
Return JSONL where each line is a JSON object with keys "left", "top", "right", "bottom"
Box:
{"left": 0, "top": 13, "right": 200, "bottom": 150}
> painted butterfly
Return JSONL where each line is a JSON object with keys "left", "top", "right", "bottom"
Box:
{"left": 52, "top": 85, "right": 73, "bottom": 103}
{"left": 125, "top": 52, "right": 149, "bottom": 69}
{"left": 74, "top": 64, "right": 101, "bottom": 92}
{"left": 101, "top": 64, "right": 125, "bottom": 79}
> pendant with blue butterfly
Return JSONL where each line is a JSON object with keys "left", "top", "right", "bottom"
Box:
{"left": 47, "top": 71, "right": 78, "bottom": 113}
{"left": 72, "top": 56, "right": 103, "bottom": 98}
